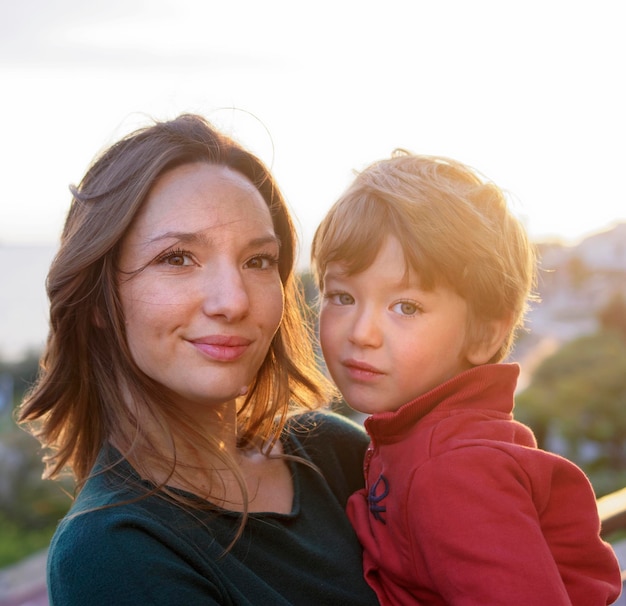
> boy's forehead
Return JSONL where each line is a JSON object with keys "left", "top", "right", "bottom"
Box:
{"left": 324, "top": 256, "right": 422, "bottom": 287}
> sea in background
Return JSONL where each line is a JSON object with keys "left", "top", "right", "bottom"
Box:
{"left": 0, "top": 245, "right": 57, "bottom": 362}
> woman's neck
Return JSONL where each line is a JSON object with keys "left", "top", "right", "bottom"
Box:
{"left": 116, "top": 397, "right": 293, "bottom": 513}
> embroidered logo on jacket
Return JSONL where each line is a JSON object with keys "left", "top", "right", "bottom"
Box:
{"left": 368, "top": 474, "right": 389, "bottom": 524}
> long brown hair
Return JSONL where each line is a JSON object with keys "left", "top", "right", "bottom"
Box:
{"left": 19, "top": 114, "right": 333, "bottom": 501}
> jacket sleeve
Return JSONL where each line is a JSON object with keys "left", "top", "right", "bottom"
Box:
{"left": 407, "top": 445, "right": 622, "bottom": 605}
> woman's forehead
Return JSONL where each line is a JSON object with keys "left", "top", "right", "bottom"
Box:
{"left": 138, "top": 164, "right": 271, "bottom": 230}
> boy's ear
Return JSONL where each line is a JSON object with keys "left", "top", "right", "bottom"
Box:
{"left": 466, "top": 317, "right": 512, "bottom": 366}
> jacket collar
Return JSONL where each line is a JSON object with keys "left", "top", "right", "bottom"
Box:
{"left": 364, "top": 363, "right": 520, "bottom": 444}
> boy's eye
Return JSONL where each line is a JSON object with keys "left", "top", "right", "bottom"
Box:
{"left": 327, "top": 292, "right": 355, "bottom": 305}
{"left": 392, "top": 301, "right": 420, "bottom": 316}
{"left": 339, "top": 293, "right": 354, "bottom": 305}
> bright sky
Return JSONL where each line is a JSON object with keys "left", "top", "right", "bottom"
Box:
{"left": 1, "top": 0, "right": 625, "bottom": 267}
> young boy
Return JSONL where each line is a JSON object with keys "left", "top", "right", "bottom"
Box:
{"left": 311, "top": 151, "right": 622, "bottom": 605}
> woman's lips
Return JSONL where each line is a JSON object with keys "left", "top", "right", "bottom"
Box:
{"left": 190, "top": 335, "right": 252, "bottom": 361}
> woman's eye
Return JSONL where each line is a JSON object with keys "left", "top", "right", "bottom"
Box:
{"left": 245, "top": 254, "right": 278, "bottom": 269}
{"left": 158, "top": 250, "right": 194, "bottom": 266}
{"left": 392, "top": 301, "right": 420, "bottom": 316}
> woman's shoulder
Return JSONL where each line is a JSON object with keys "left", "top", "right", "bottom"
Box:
{"left": 49, "top": 493, "right": 151, "bottom": 597}
{"left": 52, "top": 474, "right": 164, "bottom": 551}
{"left": 51, "top": 449, "right": 177, "bottom": 555}
{"left": 48, "top": 491, "right": 228, "bottom": 605}
{"left": 66, "top": 449, "right": 145, "bottom": 512}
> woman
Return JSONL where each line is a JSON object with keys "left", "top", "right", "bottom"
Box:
{"left": 18, "top": 114, "right": 378, "bottom": 605}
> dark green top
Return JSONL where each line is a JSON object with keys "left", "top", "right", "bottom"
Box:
{"left": 47, "top": 411, "right": 379, "bottom": 605}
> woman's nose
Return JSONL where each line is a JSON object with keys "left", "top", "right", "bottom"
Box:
{"left": 201, "top": 264, "right": 250, "bottom": 321}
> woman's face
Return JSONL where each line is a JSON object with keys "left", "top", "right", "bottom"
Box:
{"left": 118, "top": 163, "right": 284, "bottom": 412}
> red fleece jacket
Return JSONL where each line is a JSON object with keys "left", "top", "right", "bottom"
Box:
{"left": 347, "top": 363, "right": 622, "bottom": 605}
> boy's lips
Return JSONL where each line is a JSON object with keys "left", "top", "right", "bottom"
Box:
{"left": 341, "top": 358, "right": 385, "bottom": 380}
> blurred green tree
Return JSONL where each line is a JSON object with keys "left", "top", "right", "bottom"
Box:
{"left": 0, "top": 350, "right": 72, "bottom": 566}
{"left": 516, "top": 329, "right": 626, "bottom": 496}
{"left": 598, "top": 291, "right": 626, "bottom": 340}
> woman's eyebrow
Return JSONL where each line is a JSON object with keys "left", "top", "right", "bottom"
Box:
{"left": 145, "top": 231, "right": 281, "bottom": 249}
{"left": 246, "top": 235, "right": 282, "bottom": 249}
{"left": 145, "top": 231, "right": 208, "bottom": 246}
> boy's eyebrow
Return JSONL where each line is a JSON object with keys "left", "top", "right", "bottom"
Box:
{"left": 322, "top": 267, "right": 349, "bottom": 282}
{"left": 324, "top": 265, "right": 426, "bottom": 290}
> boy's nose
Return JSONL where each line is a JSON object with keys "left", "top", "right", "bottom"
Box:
{"left": 349, "top": 310, "right": 382, "bottom": 348}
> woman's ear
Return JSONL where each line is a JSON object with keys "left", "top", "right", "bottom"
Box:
{"left": 93, "top": 306, "right": 105, "bottom": 328}
{"left": 466, "top": 316, "right": 512, "bottom": 366}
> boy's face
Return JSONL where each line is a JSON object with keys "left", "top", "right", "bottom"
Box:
{"left": 319, "top": 235, "right": 473, "bottom": 415}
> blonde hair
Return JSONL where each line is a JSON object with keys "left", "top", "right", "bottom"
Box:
{"left": 311, "top": 151, "right": 537, "bottom": 362}
{"left": 19, "top": 114, "right": 333, "bottom": 508}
